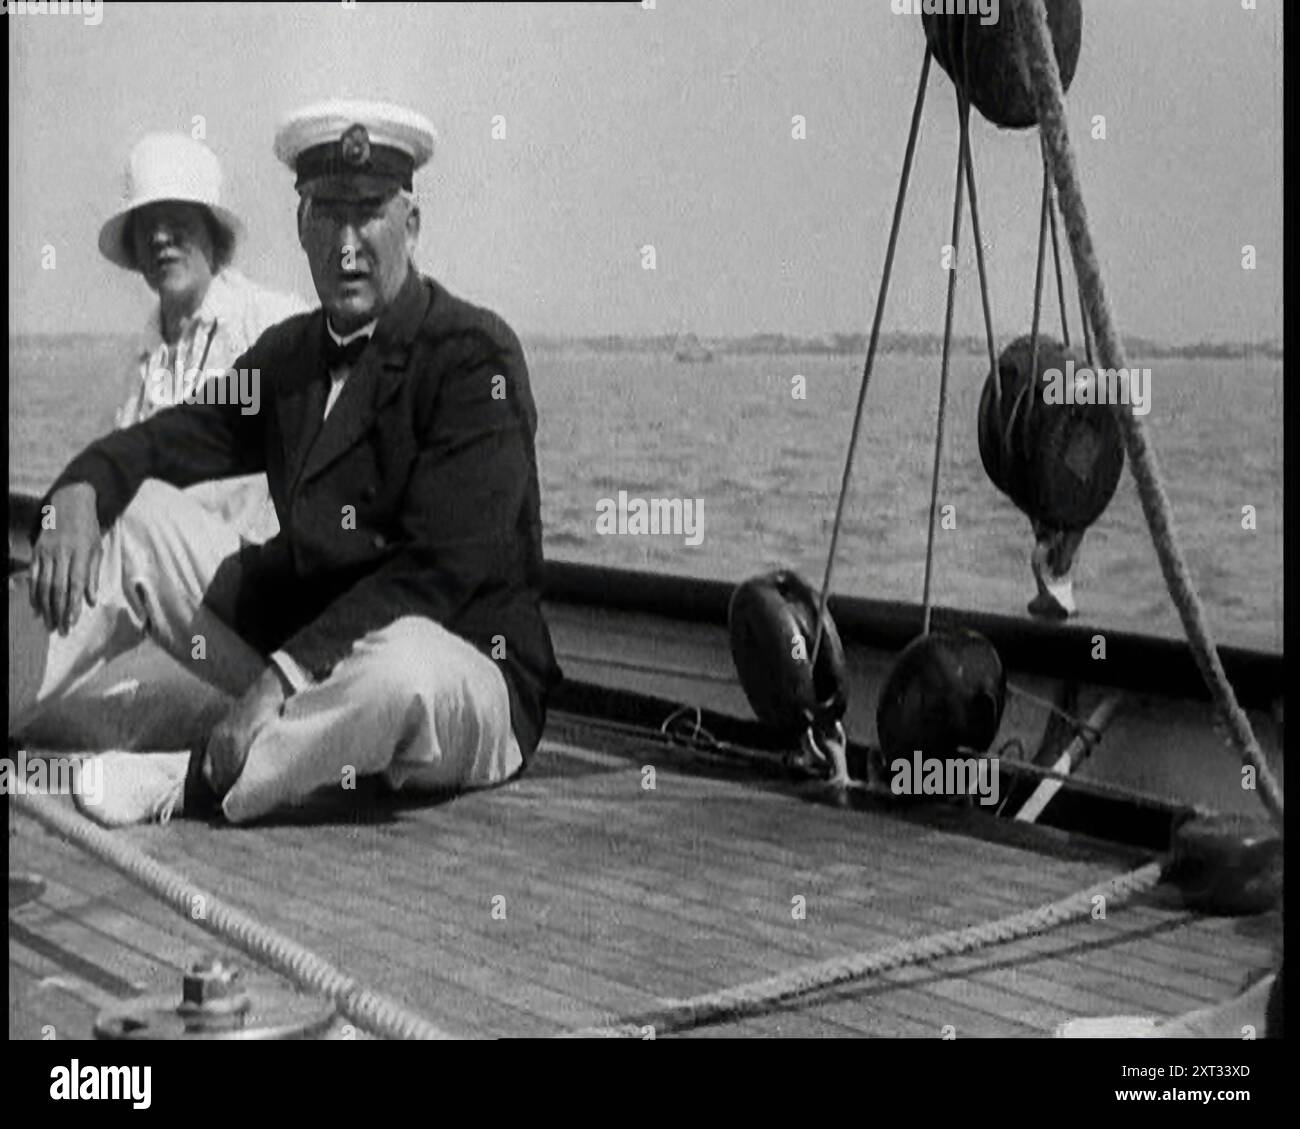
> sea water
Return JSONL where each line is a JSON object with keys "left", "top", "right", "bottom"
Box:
{"left": 8, "top": 335, "right": 1282, "bottom": 653}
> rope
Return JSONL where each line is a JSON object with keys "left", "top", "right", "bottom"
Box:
{"left": 1078, "top": 280, "right": 1094, "bottom": 364}
{"left": 1015, "top": 693, "right": 1123, "bottom": 823}
{"left": 921, "top": 96, "right": 969, "bottom": 635}
{"left": 562, "top": 860, "right": 1163, "bottom": 1038}
{"left": 1001, "top": 139, "right": 1053, "bottom": 476}
{"left": 1012, "top": 0, "right": 1283, "bottom": 828}
{"left": 1026, "top": 136, "right": 1051, "bottom": 422}
{"left": 1046, "top": 184, "right": 1071, "bottom": 349}
{"left": 11, "top": 792, "right": 459, "bottom": 1040}
{"left": 660, "top": 704, "right": 707, "bottom": 747}
{"left": 963, "top": 110, "right": 1001, "bottom": 408}
{"left": 1005, "top": 679, "right": 1100, "bottom": 737}
{"left": 560, "top": 704, "right": 794, "bottom": 774}
{"left": 811, "top": 48, "right": 931, "bottom": 667}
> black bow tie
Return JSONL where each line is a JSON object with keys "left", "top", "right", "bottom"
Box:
{"left": 323, "top": 330, "right": 372, "bottom": 370}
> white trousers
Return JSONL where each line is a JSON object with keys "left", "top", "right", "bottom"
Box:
{"left": 16, "top": 475, "right": 278, "bottom": 752}
{"left": 14, "top": 480, "right": 523, "bottom": 823}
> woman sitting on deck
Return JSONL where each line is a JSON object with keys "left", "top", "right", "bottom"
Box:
{"left": 14, "top": 133, "right": 308, "bottom": 754}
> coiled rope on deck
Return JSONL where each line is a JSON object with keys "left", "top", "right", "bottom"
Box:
{"left": 11, "top": 791, "right": 458, "bottom": 1040}
{"left": 1011, "top": 0, "right": 1283, "bottom": 829}
{"left": 563, "top": 860, "right": 1163, "bottom": 1038}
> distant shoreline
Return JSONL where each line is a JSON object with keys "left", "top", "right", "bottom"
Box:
{"left": 8, "top": 331, "right": 1283, "bottom": 362}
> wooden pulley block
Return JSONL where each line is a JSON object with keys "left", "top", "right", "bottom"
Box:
{"left": 977, "top": 334, "right": 1124, "bottom": 531}
{"left": 876, "top": 629, "right": 1006, "bottom": 762}
{"left": 94, "top": 955, "right": 336, "bottom": 1040}
{"left": 922, "top": 0, "right": 1082, "bottom": 129}
{"left": 727, "top": 570, "right": 848, "bottom": 737}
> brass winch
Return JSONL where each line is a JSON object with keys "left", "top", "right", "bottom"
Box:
{"left": 94, "top": 955, "right": 337, "bottom": 1040}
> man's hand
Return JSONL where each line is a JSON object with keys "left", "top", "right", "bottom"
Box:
{"left": 202, "top": 665, "right": 291, "bottom": 796}
{"left": 30, "top": 482, "right": 102, "bottom": 634}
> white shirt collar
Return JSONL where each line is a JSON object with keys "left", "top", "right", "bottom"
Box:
{"left": 326, "top": 319, "right": 378, "bottom": 347}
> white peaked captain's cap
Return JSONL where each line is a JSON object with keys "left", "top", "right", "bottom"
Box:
{"left": 273, "top": 99, "right": 437, "bottom": 191}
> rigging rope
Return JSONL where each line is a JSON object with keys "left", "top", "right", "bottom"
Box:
{"left": 11, "top": 792, "right": 459, "bottom": 1040}
{"left": 1047, "top": 177, "right": 1072, "bottom": 349}
{"left": 1078, "top": 280, "right": 1094, "bottom": 365}
{"left": 562, "top": 860, "right": 1164, "bottom": 1038}
{"left": 811, "top": 49, "right": 931, "bottom": 668}
{"left": 921, "top": 96, "right": 971, "bottom": 635}
{"left": 1005, "top": 679, "right": 1102, "bottom": 736}
{"left": 964, "top": 111, "right": 1001, "bottom": 408}
{"left": 1011, "top": 0, "right": 1283, "bottom": 828}
{"left": 1026, "top": 139, "right": 1051, "bottom": 427}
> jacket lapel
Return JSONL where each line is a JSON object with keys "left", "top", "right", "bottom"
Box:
{"left": 296, "top": 353, "right": 393, "bottom": 486}
{"left": 278, "top": 314, "right": 329, "bottom": 496}
{"left": 296, "top": 271, "right": 431, "bottom": 489}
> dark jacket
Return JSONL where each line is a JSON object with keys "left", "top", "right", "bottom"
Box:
{"left": 47, "top": 271, "right": 561, "bottom": 761}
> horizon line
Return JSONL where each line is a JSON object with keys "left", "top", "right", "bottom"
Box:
{"left": 7, "top": 329, "right": 1283, "bottom": 351}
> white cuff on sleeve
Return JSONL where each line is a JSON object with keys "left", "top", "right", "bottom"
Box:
{"left": 269, "top": 650, "right": 313, "bottom": 694}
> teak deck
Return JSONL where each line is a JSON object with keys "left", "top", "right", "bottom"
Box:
{"left": 8, "top": 712, "right": 1278, "bottom": 1039}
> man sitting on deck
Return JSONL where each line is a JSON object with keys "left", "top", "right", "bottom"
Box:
{"left": 10, "top": 100, "right": 561, "bottom": 826}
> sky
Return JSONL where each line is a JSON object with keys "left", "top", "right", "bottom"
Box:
{"left": 7, "top": 0, "right": 1284, "bottom": 342}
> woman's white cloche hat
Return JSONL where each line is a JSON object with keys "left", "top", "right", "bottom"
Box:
{"left": 98, "top": 133, "right": 245, "bottom": 271}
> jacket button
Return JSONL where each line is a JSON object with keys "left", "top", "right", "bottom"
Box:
{"left": 362, "top": 486, "right": 377, "bottom": 501}
{"left": 372, "top": 533, "right": 387, "bottom": 549}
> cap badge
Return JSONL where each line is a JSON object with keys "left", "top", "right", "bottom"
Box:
{"left": 340, "top": 124, "right": 371, "bottom": 168}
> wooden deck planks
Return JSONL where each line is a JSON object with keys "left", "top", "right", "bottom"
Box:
{"left": 139, "top": 834, "right": 871, "bottom": 1039}
{"left": 144, "top": 764, "right": 1086, "bottom": 1035}
{"left": 158, "top": 798, "right": 903, "bottom": 1038}
{"left": 8, "top": 950, "right": 104, "bottom": 1041}
{"left": 8, "top": 717, "right": 1274, "bottom": 1039}
{"left": 8, "top": 814, "right": 333, "bottom": 1039}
